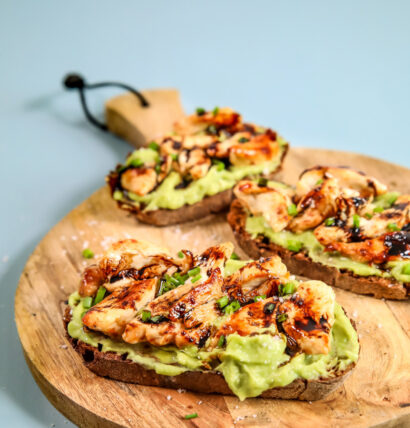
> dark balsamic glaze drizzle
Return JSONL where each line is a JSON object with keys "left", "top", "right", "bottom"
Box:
{"left": 384, "top": 231, "right": 410, "bottom": 258}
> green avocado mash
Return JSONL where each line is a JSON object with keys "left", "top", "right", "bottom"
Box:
{"left": 67, "top": 262, "right": 359, "bottom": 400}
{"left": 115, "top": 138, "right": 287, "bottom": 211}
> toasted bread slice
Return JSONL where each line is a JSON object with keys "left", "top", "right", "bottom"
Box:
{"left": 228, "top": 199, "right": 409, "bottom": 300}
{"left": 107, "top": 108, "right": 288, "bottom": 226}
{"left": 64, "top": 239, "right": 359, "bottom": 400}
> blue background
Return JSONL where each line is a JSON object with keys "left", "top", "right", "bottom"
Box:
{"left": 1, "top": 1, "right": 409, "bottom": 426}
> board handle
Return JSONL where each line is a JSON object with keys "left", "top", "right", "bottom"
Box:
{"left": 63, "top": 73, "right": 150, "bottom": 131}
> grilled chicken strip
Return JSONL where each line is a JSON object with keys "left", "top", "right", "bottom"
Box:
{"left": 120, "top": 167, "right": 157, "bottom": 196}
{"left": 229, "top": 134, "right": 280, "bottom": 166}
{"left": 325, "top": 231, "right": 410, "bottom": 264}
{"left": 82, "top": 278, "right": 158, "bottom": 338}
{"left": 234, "top": 181, "right": 293, "bottom": 232}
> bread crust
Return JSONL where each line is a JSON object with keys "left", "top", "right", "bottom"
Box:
{"left": 227, "top": 200, "right": 409, "bottom": 300}
{"left": 63, "top": 308, "right": 355, "bottom": 401}
{"left": 107, "top": 145, "right": 288, "bottom": 226}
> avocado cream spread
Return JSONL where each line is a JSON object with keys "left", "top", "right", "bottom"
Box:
{"left": 67, "top": 261, "right": 359, "bottom": 400}
{"left": 115, "top": 139, "right": 287, "bottom": 211}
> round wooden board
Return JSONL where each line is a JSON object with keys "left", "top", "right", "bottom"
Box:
{"left": 15, "top": 148, "right": 410, "bottom": 428}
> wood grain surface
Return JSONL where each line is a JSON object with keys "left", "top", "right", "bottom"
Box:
{"left": 15, "top": 148, "right": 410, "bottom": 428}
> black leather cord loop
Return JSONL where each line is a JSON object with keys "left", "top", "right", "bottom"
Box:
{"left": 63, "top": 73, "right": 149, "bottom": 131}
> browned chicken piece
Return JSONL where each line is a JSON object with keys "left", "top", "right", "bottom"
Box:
{"left": 295, "top": 166, "right": 387, "bottom": 201}
{"left": 279, "top": 280, "right": 335, "bottom": 354}
{"left": 212, "top": 298, "right": 278, "bottom": 345}
{"left": 156, "top": 155, "right": 172, "bottom": 183}
{"left": 229, "top": 134, "right": 280, "bottom": 166}
{"left": 206, "top": 132, "right": 253, "bottom": 158}
{"left": 173, "top": 107, "right": 241, "bottom": 136}
{"left": 177, "top": 148, "right": 211, "bottom": 180}
{"left": 82, "top": 278, "right": 158, "bottom": 338}
{"left": 120, "top": 167, "right": 157, "bottom": 196}
{"left": 182, "top": 134, "right": 216, "bottom": 150}
{"left": 234, "top": 180, "right": 293, "bottom": 232}
{"left": 288, "top": 179, "right": 340, "bottom": 233}
{"left": 224, "top": 256, "right": 288, "bottom": 295}
{"left": 325, "top": 231, "right": 410, "bottom": 264}
{"left": 159, "top": 136, "right": 183, "bottom": 157}
{"left": 79, "top": 240, "right": 174, "bottom": 297}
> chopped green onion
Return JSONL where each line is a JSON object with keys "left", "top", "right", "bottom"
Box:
{"left": 217, "top": 335, "right": 225, "bottom": 348}
{"left": 164, "top": 274, "right": 180, "bottom": 287}
{"left": 184, "top": 413, "right": 198, "bottom": 420}
{"left": 217, "top": 296, "right": 229, "bottom": 308}
{"left": 174, "top": 273, "right": 189, "bottom": 284}
{"left": 196, "top": 107, "right": 206, "bottom": 116}
{"left": 113, "top": 190, "right": 123, "bottom": 201}
{"left": 402, "top": 264, "right": 410, "bottom": 275}
{"left": 373, "top": 206, "right": 384, "bottom": 213}
{"left": 212, "top": 159, "right": 225, "bottom": 171}
{"left": 155, "top": 164, "right": 162, "bottom": 174}
{"left": 238, "top": 137, "right": 249, "bottom": 143}
{"left": 287, "top": 240, "right": 302, "bottom": 252}
{"left": 279, "top": 281, "right": 297, "bottom": 296}
{"left": 352, "top": 214, "right": 360, "bottom": 229}
{"left": 254, "top": 295, "right": 266, "bottom": 302}
{"left": 387, "top": 223, "right": 400, "bottom": 232}
{"left": 277, "top": 313, "right": 288, "bottom": 323}
{"left": 188, "top": 267, "right": 201, "bottom": 277}
{"left": 386, "top": 193, "right": 399, "bottom": 206}
{"left": 230, "top": 252, "right": 240, "bottom": 260}
{"left": 83, "top": 296, "right": 93, "bottom": 309}
{"left": 148, "top": 141, "right": 160, "bottom": 151}
{"left": 170, "top": 153, "right": 178, "bottom": 161}
{"left": 141, "top": 310, "right": 151, "bottom": 322}
{"left": 177, "top": 251, "right": 184, "bottom": 259}
{"left": 364, "top": 213, "right": 373, "bottom": 220}
{"left": 93, "top": 286, "right": 107, "bottom": 305}
{"left": 325, "top": 217, "right": 335, "bottom": 226}
{"left": 315, "top": 179, "right": 324, "bottom": 185}
{"left": 287, "top": 203, "right": 298, "bottom": 217}
{"left": 212, "top": 106, "right": 219, "bottom": 116}
{"left": 191, "top": 274, "right": 202, "bottom": 283}
{"left": 151, "top": 315, "right": 162, "bottom": 323}
{"left": 258, "top": 177, "right": 268, "bottom": 187}
{"left": 130, "top": 158, "right": 144, "bottom": 168}
{"left": 82, "top": 248, "right": 94, "bottom": 259}
{"left": 224, "top": 300, "right": 241, "bottom": 315}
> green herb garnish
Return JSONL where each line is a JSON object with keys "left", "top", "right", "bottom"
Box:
{"left": 217, "top": 335, "right": 225, "bottom": 348}
{"left": 277, "top": 313, "right": 288, "bottom": 323}
{"left": 258, "top": 177, "right": 268, "bottom": 187}
{"left": 82, "top": 296, "right": 93, "bottom": 309}
{"left": 287, "top": 203, "right": 298, "bottom": 217}
{"left": 178, "top": 251, "right": 184, "bottom": 259}
{"left": 230, "top": 252, "right": 240, "bottom": 260}
{"left": 196, "top": 107, "right": 206, "bottom": 116}
{"left": 212, "top": 159, "right": 225, "bottom": 171}
{"left": 387, "top": 223, "right": 400, "bottom": 232}
{"left": 254, "top": 295, "right": 266, "bottom": 302}
{"left": 364, "top": 213, "right": 373, "bottom": 219}
{"left": 141, "top": 310, "right": 151, "bottom": 322}
{"left": 279, "top": 281, "right": 296, "bottom": 296}
{"left": 148, "top": 141, "right": 160, "bottom": 151}
{"left": 212, "top": 106, "right": 219, "bottom": 116}
{"left": 373, "top": 206, "right": 384, "bottom": 213}
{"left": 315, "top": 179, "right": 324, "bottom": 185}
{"left": 217, "top": 296, "right": 229, "bottom": 308}
{"left": 325, "top": 217, "right": 335, "bottom": 226}
{"left": 238, "top": 137, "right": 249, "bottom": 143}
{"left": 184, "top": 413, "right": 198, "bottom": 420}
{"left": 130, "top": 158, "right": 144, "bottom": 168}
{"left": 113, "top": 190, "right": 123, "bottom": 201}
{"left": 188, "top": 267, "right": 201, "bottom": 277}
{"left": 170, "top": 153, "right": 178, "bottom": 161}
{"left": 191, "top": 274, "right": 202, "bottom": 283}
{"left": 224, "top": 300, "right": 241, "bottom": 315}
{"left": 93, "top": 286, "right": 107, "bottom": 305}
{"left": 82, "top": 248, "right": 94, "bottom": 259}
{"left": 352, "top": 214, "right": 360, "bottom": 229}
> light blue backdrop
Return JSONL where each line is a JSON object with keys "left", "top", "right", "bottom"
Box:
{"left": 1, "top": 1, "right": 409, "bottom": 426}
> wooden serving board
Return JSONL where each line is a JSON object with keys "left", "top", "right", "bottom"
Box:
{"left": 15, "top": 148, "right": 410, "bottom": 428}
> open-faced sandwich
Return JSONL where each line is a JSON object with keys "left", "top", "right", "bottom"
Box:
{"left": 228, "top": 166, "right": 410, "bottom": 300}
{"left": 65, "top": 239, "right": 359, "bottom": 401}
{"left": 107, "top": 107, "right": 288, "bottom": 225}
